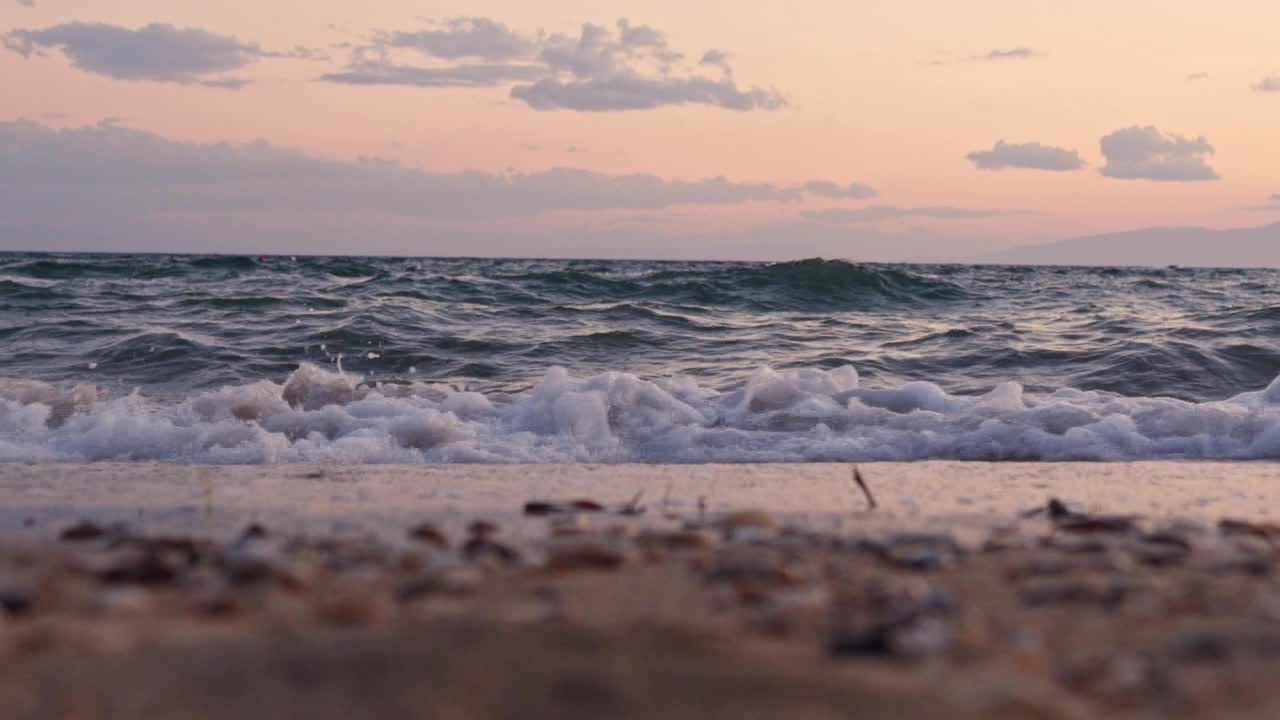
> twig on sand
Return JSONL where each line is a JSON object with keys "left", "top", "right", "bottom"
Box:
{"left": 620, "top": 489, "right": 646, "bottom": 516}
{"left": 852, "top": 466, "right": 878, "bottom": 511}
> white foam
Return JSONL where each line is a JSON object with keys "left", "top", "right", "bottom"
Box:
{"left": 4, "top": 363, "right": 1280, "bottom": 464}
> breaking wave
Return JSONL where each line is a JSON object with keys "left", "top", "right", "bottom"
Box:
{"left": 6, "top": 364, "right": 1280, "bottom": 464}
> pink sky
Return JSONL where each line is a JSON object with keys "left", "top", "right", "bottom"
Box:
{"left": 2, "top": 0, "right": 1278, "bottom": 259}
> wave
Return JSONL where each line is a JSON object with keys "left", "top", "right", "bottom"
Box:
{"left": 5, "top": 363, "right": 1280, "bottom": 464}
{"left": 490, "top": 258, "right": 971, "bottom": 311}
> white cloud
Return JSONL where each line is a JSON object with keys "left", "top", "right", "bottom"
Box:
{"left": 2, "top": 22, "right": 317, "bottom": 89}
{"left": 1099, "top": 126, "right": 1219, "bottom": 182}
{"left": 967, "top": 140, "right": 1084, "bottom": 172}
{"left": 322, "top": 18, "right": 785, "bottom": 112}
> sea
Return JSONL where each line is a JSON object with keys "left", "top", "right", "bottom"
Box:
{"left": 3, "top": 252, "right": 1280, "bottom": 464}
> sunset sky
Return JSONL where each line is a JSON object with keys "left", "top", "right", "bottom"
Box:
{"left": 2, "top": 0, "right": 1278, "bottom": 259}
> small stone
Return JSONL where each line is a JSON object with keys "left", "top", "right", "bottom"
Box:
{"left": 468, "top": 520, "right": 499, "bottom": 538}
{"left": 408, "top": 523, "right": 449, "bottom": 549}
{"left": 463, "top": 538, "right": 520, "bottom": 565}
{"left": 61, "top": 520, "right": 108, "bottom": 542}
{"left": 523, "top": 501, "right": 559, "bottom": 517}
{"left": 0, "top": 590, "right": 32, "bottom": 617}
{"left": 100, "top": 550, "right": 181, "bottom": 586}
{"left": 241, "top": 523, "right": 268, "bottom": 541}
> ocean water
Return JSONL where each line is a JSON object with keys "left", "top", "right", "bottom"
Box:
{"left": 4, "top": 252, "right": 1280, "bottom": 463}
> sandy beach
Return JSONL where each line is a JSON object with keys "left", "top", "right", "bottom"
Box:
{"left": 1, "top": 462, "right": 1279, "bottom": 718}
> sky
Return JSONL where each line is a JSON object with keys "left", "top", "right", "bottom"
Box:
{"left": 2, "top": 0, "right": 1278, "bottom": 261}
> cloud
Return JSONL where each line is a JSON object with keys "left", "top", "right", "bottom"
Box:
{"left": 699, "top": 49, "right": 730, "bottom": 70}
{"left": 1255, "top": 76, "right": 1280, "bottom": 93}
{"left": 321, "top": 17, "right": 785, "bottom": 112}
{"left": 0, "top": 120, "right": 870, "bottom": 226}
{"left": 16, "top": 0, "right": 35, "bottom": 7}
{"left": 2, "top": 22, "right": 315, "bottom": 89}
{"left": 511, "top": 75, "right": 784, "bottom": 112}
{"left": 0, "top": 120, "right": 907, "bottom": 259}
{"left": 796, "top": 180, "right": 877, "bottom": 199}
{"left": 978, "top": 47, "right": 1037, "bottom": 61}
{"left": 803, "top": 205, "right": 1024, "bottom": 224}
{"left": 379, "top": 17, "right": 534, "bottom": 60}
{"left": 1099, "top": 126, "right": 1219, "bottom": 182}
{"left": 926, "top": 47, "right": 1041, "bottom": 66}
{"left": 319, "top": 61, "right": 543, "bottom": 88}
{"left": 966, "top": 140, "right": 1084, "bottom": 172}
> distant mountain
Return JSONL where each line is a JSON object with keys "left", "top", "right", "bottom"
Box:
{"left": 977, "top": 222, "right": 1280, "bottom": 268}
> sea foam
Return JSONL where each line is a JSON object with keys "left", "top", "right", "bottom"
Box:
{"left": 3, "top": 364, "right": 1280, "bottom": 464}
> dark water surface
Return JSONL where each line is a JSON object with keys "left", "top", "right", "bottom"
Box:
{"left": 3, "top": 253, "right": 1280, "bottom": 463}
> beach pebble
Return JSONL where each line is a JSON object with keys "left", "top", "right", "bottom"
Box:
{"left": 407, "top": 523, "right": 450, "bottom": 549}
{"left": 468, "top": 520, "right": 499, "bottom": 538}
{"left": 99, "top": 548, "right": 187, "bottom": 587}
{"left": 240, "top": 523, "right": 269, "bottom": 541}
{"left": 523, "top": 499, "right": 608, "bottom": 516}
{"left": 60, "top": 520, "right": 111, "bottom": 542}
{"left": 0, "top": 590, "right": 33, "bottom": 617}
{"left": 462, "top": 537, "right": 521, "bottom": 566}
{"left": 523, "top": 501, "right": 558, "bottom": 517}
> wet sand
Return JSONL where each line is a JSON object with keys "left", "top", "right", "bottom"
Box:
{"left": 2, "top": 462, "right": 1280, "bottom": 719}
